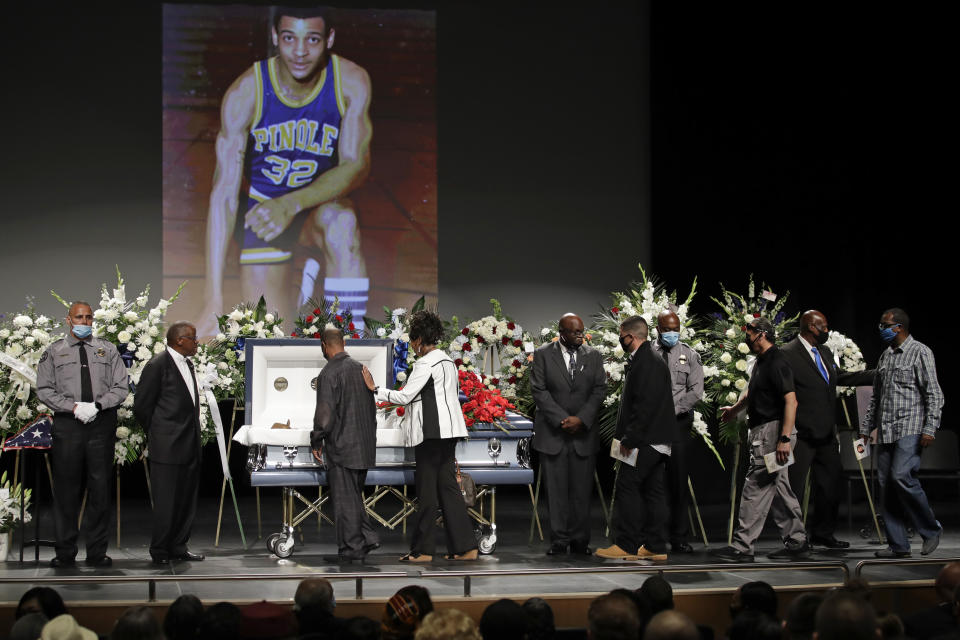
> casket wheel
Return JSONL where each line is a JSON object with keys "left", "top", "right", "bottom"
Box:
{"left": 266, "top": 533, "right": 282, "bottom": 554}
{"left": 474, "top": 525, "right": 497, "bottom": 554}
{"left": 275, "top": 534, "right": 295, "bottom": 559}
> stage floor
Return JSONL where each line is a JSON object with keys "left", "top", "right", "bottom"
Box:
{"left": 2, "top": 487, "right": 957, "bottom": 606}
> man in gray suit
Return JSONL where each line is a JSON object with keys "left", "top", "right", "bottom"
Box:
{"left": 531, "top": 313, "right": 608, "bottom": 555}
{"left": 310, "top": 328, "right": 380, "bottom": 563}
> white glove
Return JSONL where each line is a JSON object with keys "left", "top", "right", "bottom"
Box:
{"left": 73, "top": 402, "right": 99, "bottom": 424}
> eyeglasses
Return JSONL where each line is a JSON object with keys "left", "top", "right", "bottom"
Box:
{"left": 878, "top": 323, "right": 901, "bottom": 330}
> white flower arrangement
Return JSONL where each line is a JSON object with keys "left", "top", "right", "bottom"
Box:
{"left": 0, "top": 471, "right": 32, "bottom": 533}
{"left": 450, "top": 300, "right": 532, "bottom": 401}
{"left": 826, "top": 330, "right": 866, "bottom": 397}
{"left": 208, "top": 296, "right": 284, "bottom": 403}
{"left": 0, "top": 305, "right": 63, "bottom": 437}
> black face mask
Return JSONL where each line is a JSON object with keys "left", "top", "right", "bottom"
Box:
{"left": 745, "top": 331, "right": 761, "bottom": 353}
{"left": 812, "top": 326, "right": 829, "bottom": 345}
{"left": 619, "top": 335, "right": 632, "bottom": 352}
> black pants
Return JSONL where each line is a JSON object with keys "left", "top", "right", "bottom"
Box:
{"left": 666, "top": 413, "right": 694, "bottom": 544}
{"left": 149, "top": 457, "right": 199, "bottom": 560}
{"left": 541, "top": 444, "right": 595, "bottom": 548}
{"left": 51, "top": 410, "right": 116, "bottom": 560}
{"left": 788, "top": 434, "right": 843, "bottom": 539}
{"left": 410, "top": 437, "right": 476, "bottom": 556}
{"left": 612, "top": 446, "right": 668, "bottom": 553}
{"left": 327, "top": 465, "right": 379, "bottom": 557}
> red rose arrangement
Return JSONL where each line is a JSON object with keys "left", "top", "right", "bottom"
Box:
{"left": 458, "top": 370, "right": 515, "bottom": 429}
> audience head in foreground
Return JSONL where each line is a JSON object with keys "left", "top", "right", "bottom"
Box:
{"left": 814, "top": 592, "right": 879, "bottom": 640}
{"left": 588, "top": 592, "right": 641, "bottom": 640}
{"left": 415, "top": 609, "right": 481, "bottom": 640}
{"left": 644, "top": 610, "right": 699, "bottom": 640}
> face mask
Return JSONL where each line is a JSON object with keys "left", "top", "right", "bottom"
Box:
{"left": 812, "top": 326, "right": 829, "bottom": 345}
{"left": 879, "top": 325, "right": 900, "bottom": 343}
{"left": 745, "top": 331, "right": 760, "bottom": 352}
{"left": 71, "top": 324, "right": 93, "bottom": 339}
{"left": 619, "top": 335, "right": 632, "bottom": 352}
{"left": 659, "top": 331, "right": 680, "bottom": 348}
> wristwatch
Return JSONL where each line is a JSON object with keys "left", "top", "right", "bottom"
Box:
{"left": 778, "top": 435, "right": 791, "bottom": 444}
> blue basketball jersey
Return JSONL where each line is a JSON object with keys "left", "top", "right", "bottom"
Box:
{"left": 240, "top": 55, "right": 345, "bottom": 264}
{"left": 247, "top": 54, "right": 344, "bottom": 204}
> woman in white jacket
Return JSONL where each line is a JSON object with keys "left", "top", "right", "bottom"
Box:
{"left": 374, "top": 310, "right": 478, "bottom": 561}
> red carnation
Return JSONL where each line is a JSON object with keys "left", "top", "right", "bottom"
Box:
{"left": 513, "top": 340, "right": 522, "bottom": 347}
{"left": 352, "top": 333, "right": 360, "bottom": 339}
{"left": 501, "top": 336, "right": 510, "bottom": 345}
{"left": 348, "top": 322, "right": 355, "bottom": 331}
{"left": 753, "top": 313, "right": 760, "bottom": 318}
{"left": 509, "top": 375, "right": 517, "bottom": 384}
{"left": 335, "top": 314, "right": 343, "bottom": 323}
{"left": 455, "top": 358, "right": 463, "bottom": 367}
{"left": 491, "top": 378, "right": 499, "bottom": 385}
{"left": 611, "top": 306, "right": 620, "bottom": 314}
{"left": 313, "top": 307, "right": 321, "bottom": 315}
{"left": 507, "top": 322, "right": 515, "bottom": 330}
{"left": 306, "top": 315, "right": 314, "bottom": 323}
{"left": 477, "top": 336, "right": 486, "bottom": 344}
{"left": 461, "top": 328, "right": 469, "bottom": 336}
{"left": 512, "top": 359, "right": 521, "bottom": 368}
{"left": 313, "top": 333, "right": 321, "bottom": 339}
{"left": 396, "top": 406, "right": 405, "bottom": 417}
{"left": 462, "top": 344, "right": 472, "bottom": 352}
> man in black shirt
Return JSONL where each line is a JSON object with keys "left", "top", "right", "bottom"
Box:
{"left": 714, "top": 318, "right": 808, "bottom": 562}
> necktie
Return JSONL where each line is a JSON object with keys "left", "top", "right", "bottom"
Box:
{"left": 77, "top": 342, "right": 93, "bottom": 402}
{"left": 568, "top": 349, "right": 577, "bottom": 380}
{"left": 812, "top": 347, "right": 829, "bottom": 383}
{"left": 186, "top": 358, "right": 198, "bottom": 405}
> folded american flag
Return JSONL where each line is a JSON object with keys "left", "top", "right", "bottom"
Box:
{"left": 2, "top": 414, "right": 53, "bottom": 451}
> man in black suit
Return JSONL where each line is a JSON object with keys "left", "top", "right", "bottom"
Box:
{"left": 782, "top": 310, "right": 874, "bottom": 549}
{"left": 596, "top": 315, "right": 676, "bottom": 561}
{"left": 134, "top": 321, "right": 205, "bottom": 565}
{"left": 531, "top": 313, "right": 607, "bottom": 556}
{"left": 310, "top": 328, "right": 379, "bottom": 563}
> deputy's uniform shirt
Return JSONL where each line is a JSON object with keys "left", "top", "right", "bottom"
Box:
{"left": 652, "top": 340, "right": 705, "bottom": 416}
{"left": 241, "top": 54, "right": 346, "bottom": 265}
{"left": 36, "top": 334, "right": 130, "bottom": 413}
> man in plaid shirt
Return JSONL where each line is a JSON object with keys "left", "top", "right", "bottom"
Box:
{"left": 861, "top": 308, "right": 945, "bottom": 558}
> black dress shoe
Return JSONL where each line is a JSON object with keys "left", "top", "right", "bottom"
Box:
{"left": 324, "top": 554, "right": 363, "bottom": 564}
{"left": 712, "top": 546, "right": 754, "bottom": 563}
{"left": 172, "top": 551, "right": 205, "bottom": 562}
{"left": 767, "top": 542, "right": 811, "bottom": 560}
{"left": 151, "top": 556, "right": 170, "bottom": 566}
{"left": 569, "top": 544, "right": 593, "bottom": 556}
{"left": 546, "top": 543, "right": 568, "bottom": 556}
{"left": 363, "top": 542, "right": 381, "bottom": 555}
{"left": 810, "top": 535, "right": 850, "bottom": 549}
{"left": 50, "top": 556, "right": 76, "bottom": 568}
{"left": 85, "top": 555, "right": 112, "bottom": 567}
{"left": 672, "top": 541, "right": 695, "bottom": 554}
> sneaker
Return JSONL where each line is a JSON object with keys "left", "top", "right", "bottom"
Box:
{"left": 874, "top": 548, "right": 911, "bottom": 558}
{"left": 921, "top": 523, "right": 942, "bottom": 556}
{"left": 636, "top": 546, "right": 668, "bottom": 561}
{"left": 595, "top": 544, "right": 639, "bottom": 560}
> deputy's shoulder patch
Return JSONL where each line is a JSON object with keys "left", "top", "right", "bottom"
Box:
{"left": 40, "top": 351, "right": 49, "bottom": 363}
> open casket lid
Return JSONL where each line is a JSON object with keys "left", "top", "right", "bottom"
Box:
{"left": 238, "top": 338, "right": 394, "bottom": 441}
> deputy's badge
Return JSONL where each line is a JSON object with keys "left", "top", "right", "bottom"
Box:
{"left": 274, "top": 377, "right": 288, "bottom": 392}
{"left": 310, "top": 376, "right": 318, "bottom": 391}
{"left": 96, "top": 348, "right": 106, "bottom": 357}
{"left": 40, "top": 352, "right": 49, "bottom": 363}
{"left": 678, "top": 354, "right": 687, "bottom": 365}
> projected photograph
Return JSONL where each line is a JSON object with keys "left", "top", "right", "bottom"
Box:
{"left": 162, "top": 5, "right": 437, "bottom": 336}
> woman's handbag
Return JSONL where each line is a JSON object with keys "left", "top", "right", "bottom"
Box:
{"left": 455, "top": 461, "right": 477, "bottom": 507}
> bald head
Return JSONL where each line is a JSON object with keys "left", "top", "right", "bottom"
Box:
{"left": 800, "top": 310, "right": 829, "bottom": 346}
{"left": 936, "top": 562, "right": 960, "bottom": 602}
{"left": 558, "top": 314, "right": 585, "bottom": 350}
{"left": 657, "top": 310, "right": 679, "bottom": 331}
{"left": 295, "top": 578, "right": 335, "bottom": 614}
{"left": 814, "top": 593, "right": 877, "bottom": 640}
{"left": 644, "top": 610, "right": 698, "bottom": 640}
